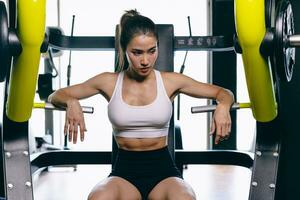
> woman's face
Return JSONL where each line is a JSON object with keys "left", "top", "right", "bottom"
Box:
{"left": 126, "top": 34, "right": 158, "bottom": 77}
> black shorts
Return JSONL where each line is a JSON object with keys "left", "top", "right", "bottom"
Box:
{"left": 109, "top": 146, "right": 183, "bottom": 200}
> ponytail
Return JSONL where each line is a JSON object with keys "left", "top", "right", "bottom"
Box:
{"left": 116, "top": 9, "right": 158, "bottom": 72}
{"left": 116, "top": 9, "right": 140, "bottom": 72}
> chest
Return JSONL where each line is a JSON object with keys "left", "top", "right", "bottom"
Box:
{"left": 122, "top": 79, "right": 157, "bottom": 106}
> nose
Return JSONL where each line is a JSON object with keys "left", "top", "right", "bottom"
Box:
{"left": 141, "top": 54, "right": 149, "bottom": 67}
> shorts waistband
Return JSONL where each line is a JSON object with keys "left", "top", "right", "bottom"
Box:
{"left": 117, "top": 146, "right": 170, "bottom": 160}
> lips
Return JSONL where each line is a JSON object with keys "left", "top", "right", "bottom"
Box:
{"left": 140, "top": 68, "right": 150, "bottom": 73}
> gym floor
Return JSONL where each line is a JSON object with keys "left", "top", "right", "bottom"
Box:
{"left": 33, "top": 164, "right": 251, "bottom": 200}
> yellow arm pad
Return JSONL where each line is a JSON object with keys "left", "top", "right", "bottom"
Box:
{"left": 235, "top": 0, "right": 277, "bottom": 122}
{"left": 6, "top": 0, "right": 46, "bottom": 122}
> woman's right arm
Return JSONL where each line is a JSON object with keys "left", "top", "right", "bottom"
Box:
{"left": 48, "top": 72, "right": 116, "bottom": 144}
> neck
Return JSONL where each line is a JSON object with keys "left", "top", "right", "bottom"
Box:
{"left": 126, "top": 68, "right": 153, "bottom": 82}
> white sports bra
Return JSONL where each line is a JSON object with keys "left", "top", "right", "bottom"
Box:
{"left": 107, "top": 70, "right": 172, "bottom": 138}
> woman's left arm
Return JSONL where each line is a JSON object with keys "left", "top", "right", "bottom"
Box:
{"left": 166, "top": 72, "right": 234, "bottom": 144}
{"left": 209, "top": 88, "right": 234, "bottom": 145}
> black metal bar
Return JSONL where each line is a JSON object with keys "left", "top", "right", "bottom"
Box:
{"left": 274, "top": 1, "right": 300, "bottom": 199}
{"left": 211, "top": 0, "right": 237, "bottom": 150}
{"left": 44, "top": 52, "right": 55, "bottom": 145}
{"left": 2, "top": 115, "right": 33, "bottom": 200}
{"left": 49, "top": 34, "right": 115, "bottom": 51}
{"left": 30, "top": 150, "right": 253, "bottom": 174}
{"left": 0, "top": 124, "right": 5, "bottom": 199}
{"left": 174, "top": 36, "right": 234, "bottom": 51}
{"left": 249, "top": 120, "right": 282, "bottom": 200}
{"left": 8, "top": 0, "right": 16, "bottom": 29}
{"left": 175, "top": 150, "right": 253, "bottom": 168}
{"left": 48, "top": 32, "right": 234, "bottom": 52}
{"left": 30, "top": 151, "right": 112, "bottom": 174}
{"left": 154, "top": 25, "right": 175, "bottom": 158}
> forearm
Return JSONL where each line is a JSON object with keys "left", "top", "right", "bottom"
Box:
{"left": 215, "top": 88, "right": 234, "bottom": 110}
{"left": 49, "top": 88, "right": 87, "bottom": 144}
{"left": 48, "top": 89, "right": 79, "bottom": 108}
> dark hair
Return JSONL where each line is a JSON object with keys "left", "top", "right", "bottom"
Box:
{"left": 116, "top": 9, "right": 158, "bottom": 71}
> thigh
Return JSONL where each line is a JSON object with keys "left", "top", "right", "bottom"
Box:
{"left": 88, "top": 176, "right": 142, "bottom": 200}
{"left": 148, "top": 177, "right": 196, "bottom": 200}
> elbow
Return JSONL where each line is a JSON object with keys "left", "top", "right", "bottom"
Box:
{"left": 47, "top": 89, "right": 63, "bottom": 104}
{"left": 225, "top": 88, "right": 235, "bottom": 103}
{"left": 47, "top": 92, "right": 54, "bottom": 103}
{"left": 216, "top": 88, "right": 235, "bottom": 105}
{"left": 47, "top": 90, "right": 58, "bottom": 104}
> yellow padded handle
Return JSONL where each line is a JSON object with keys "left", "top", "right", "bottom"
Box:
{"left": 235, "top": 0, "right": 277, "bottom": 122}
{"left": 6, "top": 0, "right": 46, "bottom": 122}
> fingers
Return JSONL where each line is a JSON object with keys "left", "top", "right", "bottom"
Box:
{"left": 214, "top": 125, "right": 225, "bottom": 145}
{"left": 212, "top": 117, "right": 231, "bottom": 145}
{"left": 64, "top": 114, "right": 68, "bottom": 136}
{"left": 79, "top": 120, "right": 87, "bottom": 142}
{"left": 210, "top": 121, "right": 216, "bottom": 135}
{"left": 72, "top": 121, "right": 78, "bottom": 144}
{"left": 225, "top": 122, "right": 231, "bottom": 139}
{"left": 65, "top": 116, "right": 87, "bottom": 144}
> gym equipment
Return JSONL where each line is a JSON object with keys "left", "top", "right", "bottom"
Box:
{"left": 30, "top": 23, "right": 253, "bottom": 176}
{"left": 260, "top": 0, "right": 297, "bottom": 83}
{"left": 0, "top": 0, "right": 298, "bottom": 199}
{"left": 1, "top": 1, "right": 46, "bottom": 199}
{"left": 67, "top": 15, "right": 75, "bottom": 87}
{"left": 45, "top": 26, "right": 64, "bottom": 57}
{"left": 191, "top": 102, "right": 251, "bottom": 113}
{"left": 0, "top": 2, "right": 9, "bottom": 82}
{"left": 5, "top": 0, "right": 46, "bottom": 122}
{"left": 235, "top": 0, "right": 277, "bottom": 122}
{"left": 191, "top": 1, "right": 297, "bottom": 199}
{"left": 29, "top": 23, "right": 253, "bottom": 198}
{"left": 191, "top": 0, "right": 300, "bottom": 122}
{"left": 33, "top": 102, "right": 94, "bottom": 114}
{"left": 0, "top": 1, "right": 21, "bottom": 82}
{"left": 234, "top": 0, "right": 300, "bottom": 122}
{"left": 37, "top": 73, "right": 54, "bottom": 100}
{"left": 177, "top": 16, "right": 192, "bottom": 121}
{"left": 1, "top": 0, "right": 297, "bottom": 122}
{"left": 273, "top": 0, "right": 295, "bottom": 82}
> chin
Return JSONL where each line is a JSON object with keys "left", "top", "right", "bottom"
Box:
{"left": 139, "top": 67, "right": 152, "bottom": 75}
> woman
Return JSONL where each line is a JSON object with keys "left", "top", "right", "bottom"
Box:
{"left": 48, "top": 9, "right": 234, "bottom": 200}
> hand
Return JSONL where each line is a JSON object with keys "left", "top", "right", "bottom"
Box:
{"left": 64, "top": 99, "right": 87, "bottom": 144}
{"left": 210, "top": 103, "right": 231, "bottom": 145}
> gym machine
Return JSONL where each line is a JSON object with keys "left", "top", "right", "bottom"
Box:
{"left": 0, "top": 0, "right": 299, "bottom": 199}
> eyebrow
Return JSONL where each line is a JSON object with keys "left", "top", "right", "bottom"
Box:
{"left": 131, "top": 46, "right": 157, "bottom": 52}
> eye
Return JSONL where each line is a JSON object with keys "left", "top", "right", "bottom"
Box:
{"left": 132, "top": 50, "right": 142, "bottom": 56}
{"left": 150, "top": 49, "right": 156, "bottom": 54}
{"left": 149, "top": 48, "right": 157, "bottom": 54}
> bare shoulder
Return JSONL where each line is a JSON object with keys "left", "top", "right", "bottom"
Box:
{"left": 84, "top": 71, "right": 118, "bottom": 89}
{"left": 159, "top": 70, "right": 200, "bottom": 92}
{"left": 93, "top": 71, "right": 118, "bottom": 81}
{"left": 86, "top": 71, "right": 118, "bottom": 85}
{"left": 160, "top": 71, "right": 187, "bottom": 83}
{"left": 158, "top": 71, "right": 187, "bottom": 97}
{"left": 85, "top": 72, "right": 120, "bottom": 100}
{"left": 160, "top": 71, "right": 179, "bottom": 79}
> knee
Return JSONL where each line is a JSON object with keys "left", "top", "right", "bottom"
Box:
{"left": 182, "top": 192, "right": 196, "bottom": 200}
{"left": 178, "top": 192, "right": 196, "bottom": 200}
{"left": 172, "top": 190, "right": 196, "bottom": 200}
{"left": 87, "top": 189, "right": 115, "bottom": 200}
